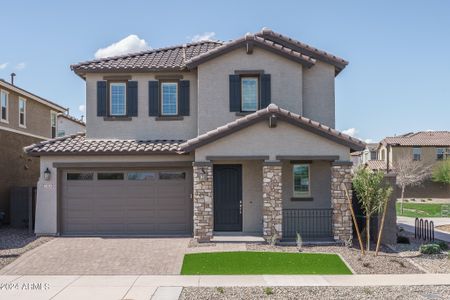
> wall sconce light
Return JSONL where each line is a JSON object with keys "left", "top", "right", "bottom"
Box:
{"left": 44, "top": 168, "right": 51, "bottom": 181}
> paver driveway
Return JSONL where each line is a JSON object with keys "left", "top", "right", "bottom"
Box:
{"left": 0, "top": 237, "right": 190, "bottom": 275}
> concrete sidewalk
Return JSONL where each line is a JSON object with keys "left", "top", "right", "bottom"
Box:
{"left": 397, "top": 216, "right": 450, "bottom": 242}
{"left": 1, "top": 274, "right": 449, "bottom": 300}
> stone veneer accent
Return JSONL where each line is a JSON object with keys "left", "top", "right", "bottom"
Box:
{"left": 262, "top": 163, "right": 283, "bottom": 241}
{"left": 193, "top": 163, "right": 213, "bottom": 242}
{"left": 331, "top": 162, "right": 353, "bottom": 243}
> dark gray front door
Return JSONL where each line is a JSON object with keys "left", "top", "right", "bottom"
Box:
{"left": 213, "top": 165, "right": 242, "bottom": 231}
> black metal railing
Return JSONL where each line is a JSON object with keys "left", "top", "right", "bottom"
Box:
{"left": 282, "top": 208, "right": 333, "bottom": 240}
{"left": 415, "top": 218, "right": 435, "bottom": 242}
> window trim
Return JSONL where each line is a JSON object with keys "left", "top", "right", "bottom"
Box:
{"left": 1, "top": 89, "right": 9, "bottom": 123}
{"left": 108, "top": 81, "right": 127, "bottom": 116}
{"left": 160, "top": 80, "right": 179, "bottom": 116}
{"left": 293, "top": 164, "right": 311, "bottom": 198}
{"left": 50, "top": 111, "right": 58, "bottom": 138}
{"left": 240, "top": 75, "right": 259, "bottom": 112}
{"left": 412, "top": 147, "right": 422, "bottom": 161}
{"left": 18, "top": 97, "right": 26, "bottom": 128}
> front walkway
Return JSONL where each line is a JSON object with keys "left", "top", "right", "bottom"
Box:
{"left": 0, "top": 274, "right": 449, "bottom": 300}
{"left": 0, "top": 237, "right": 190, "bottom": 275}
{"left": 397, "top": 216, "right": 450, "bottom": 242}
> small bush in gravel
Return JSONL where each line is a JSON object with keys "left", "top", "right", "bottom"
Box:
{"left": 264, "top": 287, "right": 274, "bottom": 295}
{"left": 216, "top": 287, "right": 224, "bottom": 294}
{"left": 420, "top": 243, "right": 442, "bottom": 254}
{"left": 362, "top": 262, "right": 371, "bottom": 268}
{"left": 436, "top": 241, "right": 449, "bottom": 251}
{"left": 397, "top": 235, "right": 410, "bottom": 244}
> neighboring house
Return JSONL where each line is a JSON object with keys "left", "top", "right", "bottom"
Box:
{"left": 378, "top": 131, "right": 450, "bottom": 198}
{"left": 57, "top": 113, "right": 85, "bottom": 137}
{"left": 0, "top": 79, "right": 66, "bottom": 223}
{"left": 26, "top": 28, "right": 365, "bottom": 243}
{"left": 351, "top": 142, "right": 385, "bottom": 171}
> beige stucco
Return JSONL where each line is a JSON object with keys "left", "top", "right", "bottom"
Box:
{"left": 197, "top": 47, "right": 303, "bottom": 134}
{"left": 377, "top": 145, "right": 445, "bottom": 169}
{"left": 57, "top": 116, "right": 85, "bottom": 137}
{"left": 85, "top": 72, "right": 198, "bottom": 140}
{"left": 35, "top": 154, "right": 194, "bottom": 235}
{"left": 195, "top": 120, "right": 350, "bottom": 162}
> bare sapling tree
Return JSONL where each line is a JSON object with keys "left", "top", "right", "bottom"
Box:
{"left": 395, "top": 157, "right": 432, "bottom": 214}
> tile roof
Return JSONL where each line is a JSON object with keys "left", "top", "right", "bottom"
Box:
{"left": 381, "top": 131, "right": 450, "bottom": 147}
{"left": 180, "top": 104, "right": 365, "bottom": 152}
{"left": 365, "top": 160, "right": 388, "bottom": 171}
{"left": 24, "top": 133, "right": 184, "bottom": 156}
{"left": 71, "top": 41, "right": 223, "bottom": 77}
{"left": 71, "top": 27, "right": 348, "bottom": 77}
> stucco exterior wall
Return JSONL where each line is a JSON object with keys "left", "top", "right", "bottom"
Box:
{"left": 85, "top": 72, "right": 198, "bottom": 140}
{"left": 197, "top": 47, "right": 303, "bottom": 134}
{"left": 391, "top": 146, "right": 443, "bottom": 168}
{"left": 302, "top": 61, "right": 335, "bottom": 128}
{"left": 195, "top": 121, "right": 350, "bottom": 161}
{"left": 35, "top": 154, "right": 194, "bottom": 235}
{"left": 57, "top": 116, "right": 85, "bottom": 137}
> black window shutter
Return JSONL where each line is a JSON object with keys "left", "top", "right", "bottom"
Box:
{"left": 179, "top": 80, "right": 190, "bottom": 116}
{"left": 127, "top": 81, "right": 138, "bottom": 117}
{"left": 148, "top": 81, "right": 159, "bottom": 116}
{"left": 229, "top": 74, "right": 241, "bottom": 112}
{"left": 97, "top": 81, "right": 107, "bottom": 116}
{"left": 260, "top": 74, "right": 271, "bottom": 109}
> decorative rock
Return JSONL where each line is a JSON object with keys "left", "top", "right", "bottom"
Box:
{"left": 331, "top": 164, "right": 353, "bottom": 243}
{"left": 262, "top": 164, "right": 283, "bottom": 241}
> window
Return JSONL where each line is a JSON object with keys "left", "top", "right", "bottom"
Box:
{"left": 161, "top": 82, "right": 178, "bottom": 116}
{"left": 159, "top": 171, "right": 186, "bottom": 180}
{"left": 127, "top": 172, "right": 157, "bottom": 180}
{"left": 436, "top": 148, "right": 446, "bottom": 160}
{"left": 1, "top": 90, "right": 8, "bottom": 122}
{"left": 51, "top": 111, "right": 57, "bottom": 138}
{"left": 67, "top": 173, "right": 94, "bottom": 180}
{"left": 293, "top": 164, "right": 310, "bottom": 197}
{"left": 98, "top": 172, "right": 124, "bottom": 180}
{"left": 380, "top": 149, "right": 385, "bottom": 161}
{"left": 370, "top": 151, "right": 377, "bottom": 160}
{"left": 241, "top": 77, "right": 258, "bottom": 112}
{"left": 57, "top": 130, "right": 65, "bottom": 137}
{"left": 19, "top": 98, "right": 26, "bottom": 127}
{"left": 110, "top": 82, "right": 126, "bottom": 116}
{"left": 413, "top": 147, "right": 422, "bottom": 161}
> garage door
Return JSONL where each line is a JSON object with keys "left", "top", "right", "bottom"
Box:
{"left": 61, "top": 169, "right": 192, "bottom": 235}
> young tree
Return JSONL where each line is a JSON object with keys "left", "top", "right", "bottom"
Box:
{"left": 353, "top": 166, "right": 393, "bottom": 251}
{"left": 395, "top": 157, "right": 432, "bottom": 214}
{"left": 432, "top": 159, "right": 450, "bottom": 184}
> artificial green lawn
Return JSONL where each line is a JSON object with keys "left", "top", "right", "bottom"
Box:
{"left": 180, "top": 252, "right": 352, "bottom": 275}
{"left": 396, "top": 202, "right": 443, "bottom": 218}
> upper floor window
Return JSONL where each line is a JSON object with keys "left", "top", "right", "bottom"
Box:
{"left": 110, "top": 82, "right": 127, "bottom": 116}
{"left": 18, "top": 97, "right": 26, "bottom": 127}
{"left": 413, "top": 147, "right": 422, "bottom": 161}
{"left": 370, "top": 150, "right": 377, "bottom": 160}
{"left": 436, "top": 148, "right": 446, "bottom": 160}
{"left": 1, "top": 90, "right": 8, "bottom": 123}
{"left": 293, "top": 164, "right": 310, "bottom": 198}
{"left": 51, "top": 111, "right": 57, "bottom": 138}
{"left": 241, "top": 77, "right": 258, "bottom": 112}
{"left": 161, "top": 82, "right": 178, "bottom": 116}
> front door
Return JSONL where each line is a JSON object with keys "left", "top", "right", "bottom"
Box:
{"left": 213, "top": 165, "right": 242, "bottom": 231}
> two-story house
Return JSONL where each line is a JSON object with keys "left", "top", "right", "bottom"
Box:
{"left": 26, "top": 28, "right": 365, "bottom": 242}
{"left": 0, "top": 79, "right": 67, "bottom": 223}
{"left": 377, "top": 131, "right": 450, "bottom": 198}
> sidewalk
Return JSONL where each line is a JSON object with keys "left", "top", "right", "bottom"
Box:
{"left": 1, "top": 274, "right": 450, "bottom": 300}
{"left": 397, "top": 216, "right": 450, "bottom": 242}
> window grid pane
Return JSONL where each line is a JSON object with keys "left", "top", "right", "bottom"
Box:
{"left": 1, "top": 92, "right": 7, "bottom": 120}
{"left": 293, "top": 165, "right": 310, "bottom": 196}
{"left": 241, "top": 77, "right": 258, "bottom": 111}
{"left": 19, "top": 99, "right": 25, "bottom": 125}
{"left": 110, "top": 83, "right": 126, "bottom": 116}
{"left": 161, "top": 83, "right": 178, "bottom": 115}
{"left": 413, "top": 148, "right": 421, "bottom": 161}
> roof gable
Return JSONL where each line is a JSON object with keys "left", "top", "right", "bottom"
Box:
{"left": 382, "top": 131, "right": 450, "bottom": 147}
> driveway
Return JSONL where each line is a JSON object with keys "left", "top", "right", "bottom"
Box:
{"left": 0, "top": 237, "right": 190, "bottom": 275}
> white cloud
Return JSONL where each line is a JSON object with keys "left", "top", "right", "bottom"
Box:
{"left": 365, "top": 138, "right": 374, "bottom": 143}
{"left": 342, "top": 128, "right": 358, "bottom": 137}
{"left": 190, "top": 32, "right": 216, "bottom": 42}
{"left": 0, "top": 62, "right": 8, "bottom": 70}
{"left": 94, "top": 35, "right": 151, "bottom": 59}
{"left": 15, "top": 62, "right": 26, "bottom": 70}
{"left": 78, "top": 104, "right": 85, "bottom": 113}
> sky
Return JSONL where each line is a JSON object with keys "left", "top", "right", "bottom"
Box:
{"left": 0, "top": 0, "right": 449, "bottom": 142}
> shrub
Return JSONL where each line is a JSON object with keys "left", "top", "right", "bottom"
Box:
{"left": 264, "top": 288, "right": 274, "bottom": 295}
{"left": 397, "top": 235, "right": 410, "bottom": 244}
{"left": 420, "top": 243, "right": 442, "bottom": 254}
{"left": 436, "top": 240, "right": 449, "bottom": 251}
{"left": 216, "top": 287, "right": 224, "bottom": 294}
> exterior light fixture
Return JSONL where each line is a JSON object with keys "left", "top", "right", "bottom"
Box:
{"left": 44, "top": 168, "right": 51, "bottom": 181}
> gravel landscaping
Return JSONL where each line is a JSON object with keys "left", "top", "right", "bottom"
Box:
{"left": 180, "top": 286, "right": 450, "bottom": 300}
{"left": 0, "top": 227, "right": 53, "bottom": 270}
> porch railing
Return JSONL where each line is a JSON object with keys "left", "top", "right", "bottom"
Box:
{"left": 282, "top": 208, "right": 333, "bottom": 240}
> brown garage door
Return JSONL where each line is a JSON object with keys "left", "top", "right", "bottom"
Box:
{"left": 61, "top": 169, "right": 192, "bottom": 235}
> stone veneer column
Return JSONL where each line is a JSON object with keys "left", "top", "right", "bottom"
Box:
{"left": 262, "top": 162, "right": 283, "bottom": 241}
{"left": 193, "top": 162, "right": 213, "bottom": 242}
{"left": 331, "top": 161, "right": 353, "bottom": 243}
